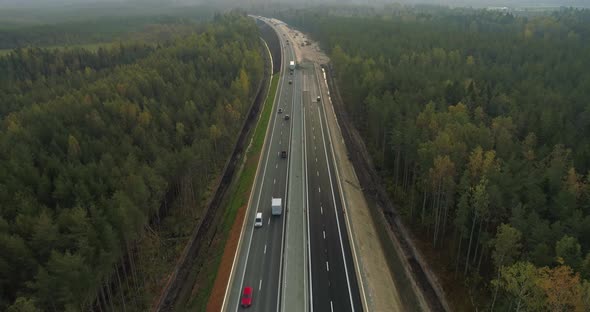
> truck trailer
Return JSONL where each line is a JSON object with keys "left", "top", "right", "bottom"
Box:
{"left": 272, "top": 198, "right": 282, "bottom": 215}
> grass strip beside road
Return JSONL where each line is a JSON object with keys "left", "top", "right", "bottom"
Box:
{"left": 187, "top": 73, "right": 280, "bottom": 311}
{"left": 221, "top": 72, "right": 279, "bottom": 237}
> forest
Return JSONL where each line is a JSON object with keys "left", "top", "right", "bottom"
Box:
{"left": 280, "top": 6, "right": 590, "bottom": 311}
{"left": 0, "top": 2, "right": 221, "bottom": 51}
{"left": 0, "top": 13, "right": 263, "bottom": 311}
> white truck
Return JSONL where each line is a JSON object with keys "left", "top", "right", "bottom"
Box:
{"left": 272, "top": 197, "right": 282, "bottom": 215}
{"left": 289, "top": 61, "right": 295, "bottom": 71}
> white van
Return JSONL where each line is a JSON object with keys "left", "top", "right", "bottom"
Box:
{"left": 255, "top": 212, "right": 263, "bottom": 228}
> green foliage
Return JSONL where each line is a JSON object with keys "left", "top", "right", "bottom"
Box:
{"left": 0, "top": 3, "right": 218, "bottom": 50}
{"left": 0, "top": 13, "right": 263, "bottom": 311}
{"left": 492, "top": 224, "right": 522, "bottom": 270}
{"left": 6, "top": 297, "right": 40, "bottom": 312}
{"left": 279, "top": 6, "right": 590, "bottom": 309}
{"left": 556, "top": 235, "right": 583, "bottom": 270}
{"left": 493, "top": 262, "right": 590, "bottom": 312}
{"left": 494, "top": 261, "right": 545, "bottom": 311}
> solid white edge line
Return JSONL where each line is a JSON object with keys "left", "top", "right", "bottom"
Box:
{"left": 316, "top": 63, "right": 369, "bottom": 311}
{"left": 230, "top": 19, "right": 287, "bottom": 312}
{"left": 277, "top": 39, "right": 296, "bottom": 312}
{"left": 316, "top": 87, "right": 355, "bottom": 311}
{"left": 221, "top": 29, "right": 277, "bottom": 312}
{"left": 317, "top": 64, "right": 370, "bottom": 310}
{"left": 304, "top": 98, "right": 314, "bottom": 312}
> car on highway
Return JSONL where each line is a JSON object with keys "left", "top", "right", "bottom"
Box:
{"left": 284, "top": 114, "right": 290, "bottom": 120}
{"left": 317, "top": 95, "right": 321, "bottom": 101}
{"left": 241, "top": 286, "right": 253, "bottom": 307}
{"left": 289, "top": 80, "right": 292, "bottom": 84}
{"left": 254, "top": 212, "right": 263, "bottom": 228}
{"left": 280, "top": 151, "right": 287, "bottom": 158}
{"left": 278, "top": 108, "right": 283, "bottom": 114}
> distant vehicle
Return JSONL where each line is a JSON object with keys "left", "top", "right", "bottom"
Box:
{"left": 241, "top": 286, "right": 253, "bottom": 307}
{"left": 272, "top": 197, "right": 283, "bottom": 215}
{"left": 280, "top": 150, "right": 287, "bottom": 158}
{"left": 255, "top": 212, "right": 263, "bottom": 228}
{"left": 289, "top": 80, "right": 292, "bottom": 84}
{"left": 278, "top": 108, "right": 283, "bottom": 114}
{"left": 289, "top": 61, "right": 295, "bottom": 71}
{"left": 284, "top": 114, "right": 290, "bottom": 120}
{"left": 317, "top": 95, "right": 321, "bottom": 102}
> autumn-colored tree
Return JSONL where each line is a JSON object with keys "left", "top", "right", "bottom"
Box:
{"left": 537, "top": 265, "right": 584, "bottom": 312}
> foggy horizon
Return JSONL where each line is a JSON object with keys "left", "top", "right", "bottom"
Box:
{"left": 1, "top": 0, "right": 589, "bottom": 9}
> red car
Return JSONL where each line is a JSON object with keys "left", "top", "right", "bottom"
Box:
{"left": 241, "top": 286, "right": 253, "bottom": 307}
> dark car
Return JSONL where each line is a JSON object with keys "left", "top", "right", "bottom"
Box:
{"left": 289, "top": 80, "right": 292, "bottom": 84}
{"left": 241, "top": 286, "right": 253, "bottom": 307}
{"left": 284, "top": 114, "right": 290, "bottom": 120}
{"left": 280, "top": 151, "right": 287, "bottom": 158}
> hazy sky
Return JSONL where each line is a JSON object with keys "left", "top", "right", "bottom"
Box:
{"left": 0, "top": 0, "right": 588, "bottom": 9}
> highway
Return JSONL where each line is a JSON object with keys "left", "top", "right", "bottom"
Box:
{"left": 223, "top": 17, "right": 362, "bottom": 312}
{"left": 302, "top": 63, "right": 363, "bottom": 312}
{"left": 224, "top": 18, "right": 297, "bottom": 312}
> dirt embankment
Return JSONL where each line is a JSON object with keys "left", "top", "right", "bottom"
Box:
{"left": 323, "top": 64, "right": 451, "bottom": 312}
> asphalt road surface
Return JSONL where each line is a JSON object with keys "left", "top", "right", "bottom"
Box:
{"left": 302, "top": 64, "right": 363, "bottom": 312}
{"left": 225, "top": 19, "right": 297, "bottom": 312}
{"left": 225, "top": 17, "right": 362, "bottom": 312}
